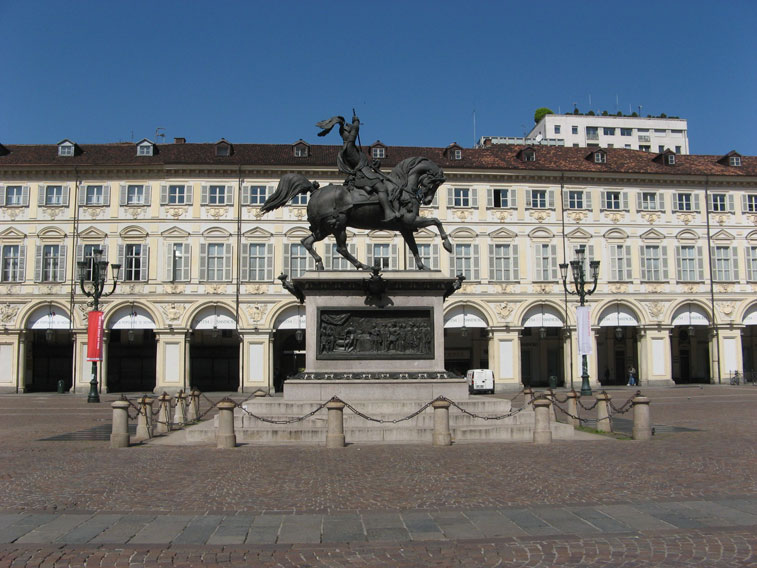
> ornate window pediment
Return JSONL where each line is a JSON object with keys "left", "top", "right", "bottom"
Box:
{"left": 603, "top": 228, "right": 628, "bottom": 241}
{"left": 243, "top": 227, "right": 273, "bottom": 239}
{"left": 675, "top": 229, "right": 699, "bottom": 242}
{"left": 450, "top": 227, "right": 478, "bottom": 240}
{"left": 161, "top": 226, "right": 191, "bottom": 239}
{"left": 119, "top": 225, "right": 149, "bottom": 240}
{"left": 78, "top": 226, "right": 108, "bottom": 240}
{"left": 202, "top": 227, "right": 232, "bottom": 240}
{"left": 566, "top": 227, "right": 592, "bottom": 240}
{"left": 528, "top": 227, "right": 554, "bottom": 240}
{"left": 38, "top": 227, "right": 66, "bottom": 240}
{"left": 711, "top": 229, "right": 735, "bottom": 242}
{"left": 0, "top": 227, "right": 26, "bottom": 240}
{"left": 488, "top": 227, "right": 517, "bottom": 240}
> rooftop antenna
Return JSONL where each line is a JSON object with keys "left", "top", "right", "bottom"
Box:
{"left": 588, "top": 94, "right": 592, "bottom": 108}
{"left": 473, "top": 109, "right": 476, "bottom": 147}
{"left": 155, "top": 127, "right": 166, "bottom": 143}
{"left": 615, "top": 94, "right": 619, "bottom": 112}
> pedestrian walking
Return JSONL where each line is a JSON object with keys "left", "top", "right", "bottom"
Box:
{"left": 627, "top": 366, "right": 637, "bottom": 386}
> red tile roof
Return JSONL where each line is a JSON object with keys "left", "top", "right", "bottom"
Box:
{"left": 0, "top": 142, "right": 754, "bottom": 178}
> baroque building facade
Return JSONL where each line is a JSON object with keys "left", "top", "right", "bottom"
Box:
{"left": 0, "top": 138, "right": 754, "bottom": 394}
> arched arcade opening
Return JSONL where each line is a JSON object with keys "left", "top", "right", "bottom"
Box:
{"left": 271, "top": 305, "right": 306, "bottom": 393}
{"left": 25, "top": 305, "right": 73, "bottom": 392}
{"left": 189, "top": 305, "right": 240, "bottom": 392}
{"left": 443, "top": 304, "right": 490, "bottom": 376}
{"left": 106, "top": 305, "right": 157, "bottom": 393}
{"left": 520, "top": 304, "right": 565, "bottom": 387}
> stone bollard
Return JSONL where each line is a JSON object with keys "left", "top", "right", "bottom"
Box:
{"left": 216, "top": 400, "right": 237, "bottom": 449}
{"left": 532, "top": 398, "right": 552, "bottom": 444}
{"left": 632, "top": 395, "right": 652, "bottom": 440}
{"left": 325, "top": 399, "right": 346, "bottom": 448}
{"left": 566, "top": 390, "right": 580, "bottom": 428}
{"left": 523, "top": 387, "right": 534, "bottom": 407}
{"left": 155, "top": 392, "right": 172, "bottom": 434}
{"left": 187, "top": 389, "right": 201, "bottom": 422}
{"left": 173, "top": 391, "right": 187, "bottom": 427}
{"left": 136, "top": 396, "right": 154, "bottom": 439}
{"left": 595, "top": 392, "right": 612, "bottom": 433}
{"left": 431, "top": 399, "right": 452, "bottom": 446}
{"left": 110, "top": 401, "right": 130, "bottom": 448}
{"left": 546, "top": 389, "right": 558, "bottom": 422}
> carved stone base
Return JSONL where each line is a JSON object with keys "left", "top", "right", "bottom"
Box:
{"left": 284, "top": 378, "right": 468, "bottom": 402}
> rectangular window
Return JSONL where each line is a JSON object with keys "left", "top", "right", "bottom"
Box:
{"left": 607, "top": 244, "right": 631, "bottom": 281}
{"left": 491, "top": 188, "right": 509, "bottom": 208}
{"left": 452, "top": 187, "right": 470, "bottom": 207}
{"left": 4, "top": 186, "right": 25, "bottom": 206}
{"left": 41, "top": 245, "right": 63, "bottom": 282}
{"left": 290, "top": 193, "right": 308, "bottom": 205}
{"left": 675, "top": 193, "right": 692, "bottom": 211}
{"left": 675, "top": 146, "right": 682, "bottom": 154}
{"left": 658, "top": 145, "right": 666, "bottom": 153}
{"left": 675, "top": 245, "right": 702, "bottom": 282}
{"left": 167, "top": 243, "right": 191, "bottom": 282}
{"left": 640, "top": 245, "right": 667, "bottom": 281}
{"left": 208, "top": 185, "right": 226, "bottom": 205}
{"left": 409, "top": 243, "right": 438, "bottom": 271}
{"left": 204, "top": 243, "right": 228, "bottom": 281}
{"left": 640, "top": 192, "right": 659, "bottom": 211}
{"left": 586, "top": 127, "right": 599, "bottom": 140}
{"left": 371, "top": 243, "right": 391, "bottom": 270}
{"left": 712, "top": 246, "right": 738, "bottom": 282}
{"left": 603, "top": 127, "right": 615, "bottom": 136}
{"left": 746, "top": 194, "right": 757, "bottom": 213}
{"left": 747, "top": 247, "right": 757, "bottom": 281}
{"left": 327, "top": 243, "right": 354, "bottom": 271}
{"left": 137, "top": 144, "right": 153, "bottom": 156}
{"left": 533, "top": 243, "right": 557, "bottom": 281}
{"left": 1, "top": 245, "right": 23, "bottom": 282}
{"left": 123, "top": 244, "right": 145, "bottom": 281}
{"left": 453, "top": 243, "right": 479, "bottom": 280}
{"left": 729, "top": 156, "right": 742, "bottom": 167}
{"left": 571, "top": 126, "right": 578, "bottom": 135}
{"left": 167, "top": 185, "right": 186, "bottom": 205}
{"left": 568, "top": 190, "right": 584, "bottom": 209}
{"left": 246, "top": 243, "right": 271, "bottom": 281}
{"left": 84, "top": 185, "right": 104, "bottom": 206}
{"left": 45, "top": 185, "right": 63, "bottom": 206}
{"left": 529, "top": 189, "right": 547, "bottom": 208}
{"left": 602, "top": 190, "right": 624, "bottom": 210}
{"left": 244, "top": 185, "right": 268, "bottom": 206}
{"left": 288, "top": 243, "right": 309, "bottom": 278}
{"left": 620, "top": 128, "right": 632, "bottom": 136}
{"left": 554, "top": 125, "right": 561, "bottom": 134}
{"left": 710, "top": 194, "right": 727, "bottom": 212}
{"left": 639, "top": 145, "right": 651, "bottom": 152}
{"left": 372, "top": 147, "right": 385, "bottom": 159}
{"left": 79, "top": 244, "right": 103, "bottom": 281}
{"left": 489, "top": 244, "right": 518, "bottom": 281}
{"left": 126, "top": 184, "right": 145, "bottom": 205}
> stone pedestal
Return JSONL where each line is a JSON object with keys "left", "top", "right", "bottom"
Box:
{"left": 284, "top": 271, "right": 467, "bottom": 402}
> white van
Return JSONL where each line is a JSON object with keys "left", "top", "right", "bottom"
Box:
{"left": 466, "top": 369, "right": 495, "bottom": 394}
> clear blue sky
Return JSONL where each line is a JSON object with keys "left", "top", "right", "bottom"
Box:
{"left": 2, "top": 1, "right": 755, "bottom": 155}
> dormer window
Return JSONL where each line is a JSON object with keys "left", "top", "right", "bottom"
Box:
{"left": 445, "top": 143, "right": 463, "bottom": 160}
{"left": 57, "top": 140, "right": 75, "bottom": 157}
{"left": 292, "top": 140, "right": 310, "bottom": 158}
{"left": 729, "top": 156, "right": 742, "bottom": 167}
{"left": 453, "top": 149, "right": 462, "bottom": 160}
{"left": 717, "top": 151, "right": 742, "bottom": 167}
{"left": 589, "top": 150, "right": 606, "bottom": 164}
{"left": 215, "top": 140, "right": 232, "bottom": 157}
{"left": 519, "top": 148, "right": 536, "bottom": 162}
{"left": 372, "top": 147, "right": 385, "bottom": 159}
{"left": 136, "top": 139, "right": 154, "bottom": 157}
{"left": 666, "top": 154, "right": 676, "bottom": 165}
{"left": 654, "top": 149, "right": 676, "bottom": 166}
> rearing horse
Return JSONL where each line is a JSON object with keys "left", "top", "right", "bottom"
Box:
{"left": 260, "top": 157, "right": 452, "bottom": 271}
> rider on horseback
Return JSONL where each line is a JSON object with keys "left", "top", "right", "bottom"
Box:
{"left": 317, "top": 115, "right": 400, "bottom": 222}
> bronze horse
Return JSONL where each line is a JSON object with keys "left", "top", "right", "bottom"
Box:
{"left": 261, "top": 157, "right": 452, "bottom": 271}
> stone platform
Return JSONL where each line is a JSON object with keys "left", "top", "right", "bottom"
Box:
{"left": 181, "top": 397, "right": 575, "bottom": 445}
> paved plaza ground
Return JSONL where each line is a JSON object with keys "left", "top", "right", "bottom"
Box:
{"left": 0, "top": 385, "right": 755, "bottom": 567}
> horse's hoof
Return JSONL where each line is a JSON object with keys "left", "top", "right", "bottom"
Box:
{"left": 316, "top": 263, "right": 325, "bottom": 271}
{"left": 443, "top": 241, "right": 453, "bottom": 253}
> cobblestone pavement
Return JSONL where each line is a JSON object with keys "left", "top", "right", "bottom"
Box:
{"left": 0, "top": 385, "right": 754, "bottom": 566}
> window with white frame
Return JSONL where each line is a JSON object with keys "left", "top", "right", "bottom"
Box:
{"left": 44, "top": 185, "right": 65, "bottom": 206}
{"left": 451, "top": 243, "right": 479, "bottom": 280}
{"left": 621, "top": 128, "right": 632, "bottom": 136}
{"left": 533, "top": 243, "right": 557, "bottom": 281}
{"left": 640, "top": 244, "right": 667, "bottom": 281}
{"left": 673, "top": 192, "right": 699, "bottom": 212}
{"left": 489, "top": 188, "right": 514, "bottom": 208}
{"left": 76, "top": 244, "right": 107, "bottom": 282}
{"left": 586, "top": 127, "right": 599, "bottom": 140}
{"left": 709, "top": 193, "right": 732, "bottom": 213}
{"left": 0, "top": 244, "right": 25, "bottom": 282}
{"left": 746, "top": 247, "right": 757, "bottom": 281}
{"left": 565, "top": 189, "right": 591, "bottom": 210}
{"left": 608, "top": 244, "right": 632, "bottom": 281}
{"left": 594, "top": 152, "right": 606, "bottom": 164}
{"left": 290, "top": 192, "right": 308, "bottom": 206}
{"left": 742, "top": 194, "right": 757, "bottom": 213}
{"left": 404, "top": 243, "right": 439, "bottom": 270}
{"left": 166, "top": 242, "right": 191, "bottom": 282}
{"left": 638, "top": 191, "right": 662, "bottom": 211}
{"left": 160, "top": 184, "right": 190, "bottom": 205}
{"left": 58, "top": 144, "right": 74, "bottom": 157}
{"left": 35, "top": 244, "right": 66, "bottom": 282}
{"left": 452, "top": 148, "right": 462, "bottom": 160}
{"left": 488, "top": 243, "right": 519, "bottom": 281}
{"left": 121, "top": 184, "right": 148, "bottom": 206}
{"left": 603, "top": 127, "right": 615, "bottom": 136}
{"left": 451, "top": 187, "right": 470, "bottom": 207}
{"left": 372, "top": 147, "right": 385, "bottom": 159}
{"left": 675, "top": 245, "right": 703, "bottom": 282}
{"left": 527, "top": 189, "right": 553, "bottom": 209}
{"left": 241, "top": 242, "right": 273, "bottom": 281}
{"left": 119, "top": 243, "right": 149, "bottom": 281}
{"left": 712, "top": 246, "right": 739, "bottom": 282}
{"left": 200, "top": 184, "right": 233, "bottom": 206}
{"left": 285, "top": 243, "right": 310, "bottom": 278}
{"left": 368, "top": 243, "right": 397, "bottom": 270}
{"left": 326, "top": 243, "right": 357, "bottom": 271}
{"left": 571, "top": 125, "right": 578, "bottom": 135}
{"left": 554, "top": 125, "right": 561, "bottom": 134}
{"left": 83, "top": 185, "right": 107, "bottom": 206}
{"left": 200, "top": 242, "right": 231, "bottom": 282}
{"left": 294, "top": 145, "right": 308, "bottom": 157}
{"left": 601, "top": 190, "right": 626, "bottom": 210}
{"left": 2, "top": 185, "right": 28, "bottom": 207}
{"left": 243, "top": 185, "right": 268, "bottom": 206}
{"left": 137, "top": 144, "right": 153, "bottom": 157}
{"left": 729, "top": 156, "right": 742, "bottom": 167}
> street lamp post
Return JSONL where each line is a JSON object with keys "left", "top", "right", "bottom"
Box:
{"left": 77, "top": 248, "right": 121, "bottom": 403}
{"left": 559, "top": 246, "right": 600, "bottom": 396}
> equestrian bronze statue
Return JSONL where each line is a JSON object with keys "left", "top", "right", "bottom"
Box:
{"left": 260, "top": 114, "right": 452, "bottom": 271}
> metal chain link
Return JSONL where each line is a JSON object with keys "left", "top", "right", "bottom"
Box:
{"left": 608, "top": 391, "right": 640, "bottom": 415}
{"left": 238, "top": 399, "right": 330, "bottom": 424}
{"left": 444, "top": 397, "right": 529, "bottom": 421}
{"left": 340, "top": 398, "right": 435, "bottom": 424}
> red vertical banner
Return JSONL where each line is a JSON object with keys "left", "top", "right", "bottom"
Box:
{"left": 87, "top": 311, "right": 104, "bottom": 362}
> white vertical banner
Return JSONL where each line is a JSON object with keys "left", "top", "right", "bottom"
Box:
{"left": 576, "top": 306, "right": 592, "bottom": 355}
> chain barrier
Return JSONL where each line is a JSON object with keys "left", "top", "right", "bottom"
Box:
{"left": 340, "top": 398, "right": 435, "bottom": 424}
{"left": 443, "top": 396, "right": 529, "bottom": 420}
{"left": 238, "top": 399, "right": 330, "bottom": 424}
{"left": 577, "top": 398, "right": 599, "bottom": 411}
{"left": 547, "top": 389, "right": 571, "bottom": 404}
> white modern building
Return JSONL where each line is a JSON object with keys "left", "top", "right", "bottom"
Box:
{"left": 522, "top": 114, "right": 690, "bottom": 154}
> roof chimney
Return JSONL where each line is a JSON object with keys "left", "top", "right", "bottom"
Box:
{"left": 174, "top": 137, "right": 186, "bottom": 144}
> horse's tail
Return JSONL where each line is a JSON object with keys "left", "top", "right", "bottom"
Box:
{"left": 261, "top": 173, "right": 317, "bottom": 214}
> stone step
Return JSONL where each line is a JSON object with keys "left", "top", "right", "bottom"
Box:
{"left": 239, "top": 398, "right": 514, "bottom": 415}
